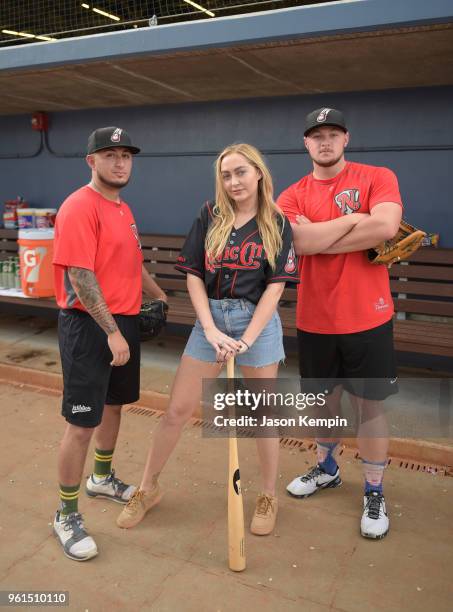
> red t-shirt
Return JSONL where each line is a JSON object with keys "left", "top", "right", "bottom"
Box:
{"left": 277, "top": 161, "right": 402, "bottom": 334}
{"left": 53, "top": 185, "right": 143, "bottom": 315}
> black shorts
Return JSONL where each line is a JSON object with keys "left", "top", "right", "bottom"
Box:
{"left": 58, "top": 309, "right": 141, "bottom": 428}
{"left": 298, "top": 319, "right": 397, "bottom": 401}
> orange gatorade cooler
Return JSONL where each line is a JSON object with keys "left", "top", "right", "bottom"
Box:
{"left": 18, "top": 228, "right": 55, "bottom": 297}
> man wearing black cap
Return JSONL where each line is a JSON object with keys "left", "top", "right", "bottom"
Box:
{"left": 278, "top": 108, "right": 403, "bottom": 539}
{"left": 52, "top": 127, "right": 167, "bottom": 560}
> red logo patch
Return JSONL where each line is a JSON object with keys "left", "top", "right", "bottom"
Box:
{"left": 334, "top": 189, "right": 361, "bottom": 215}
{"left": 284, "top": 244, "right": 296, "bottom": 274}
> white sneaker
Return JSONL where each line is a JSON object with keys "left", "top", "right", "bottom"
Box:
{"left": 53, "top": 511, "right": 98, "bottom": 561}
{"left": 286, "top": 465, "right": 342, "bottom": 498}
{"left": 361, "top": 492, "right": 389, "bottom": 539}
{"left": 86, "top": 469, "right": 135, "bottom": 504}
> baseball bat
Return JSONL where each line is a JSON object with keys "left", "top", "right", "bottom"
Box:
{"left": 227, "top": 356, "right": 246, "bottom": 572}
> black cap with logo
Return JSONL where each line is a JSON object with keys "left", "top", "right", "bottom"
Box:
{"left": 87, "top": 126, "right": 141, "bottom": 155}
{"left": 304, "top": 108, "right": 347, "bottom": 136}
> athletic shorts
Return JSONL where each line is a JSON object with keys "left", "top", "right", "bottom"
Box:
{"left": 184, "top": 298, "right": 285, "bottom": 367}
{"left": 297, "top": 318, "right": 398, "bottom": 401}
{"left": 58, "top": 309, "right": 141, "bottom": 428}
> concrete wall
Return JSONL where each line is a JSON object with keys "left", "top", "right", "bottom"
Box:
{"left": 0, "top": 85, "right": 452, "bottom": 244}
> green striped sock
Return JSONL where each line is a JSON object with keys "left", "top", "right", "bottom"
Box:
{"left": 59, "top": 484, "right": 80, "bottom": 516}
{"left": 93, "top": 448, "right": 114, "bottom": 478}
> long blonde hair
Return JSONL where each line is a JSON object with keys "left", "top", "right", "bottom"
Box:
{"left": 206, "top": 143, "right": 284, "bottom": 270}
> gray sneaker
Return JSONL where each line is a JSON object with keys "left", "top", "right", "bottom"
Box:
{"left": 86, "top": 469, "right": 135, "bottom": 504}
{"left": 53, "top": 511, "right": 98, "bottom": 561}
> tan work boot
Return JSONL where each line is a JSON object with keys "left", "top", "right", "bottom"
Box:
{"left": 250, "top": 493, "right": 278, "bottom": 535}
{"left": 116, "top": 486, "right": 162, "bottom": 529}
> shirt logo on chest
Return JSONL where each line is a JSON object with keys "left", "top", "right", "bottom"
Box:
{"left": 205, "top": 241, "right": 264, "bottom": 273}
{"left": 334, "top": 189, "right": 361, "bottom": 215}
{"left": 130, "top": 223, "right": 142, "bottom": 250}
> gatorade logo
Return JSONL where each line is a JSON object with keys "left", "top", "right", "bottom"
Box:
{"left": 22, "top": 247, "right": 47, "bottom": 283}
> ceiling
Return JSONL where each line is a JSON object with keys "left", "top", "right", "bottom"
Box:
{"left": 0, "top": 1, "right": 329, "bottom": 47}
{"left": 1, "top": 23, "right": 452, "bottom": 115}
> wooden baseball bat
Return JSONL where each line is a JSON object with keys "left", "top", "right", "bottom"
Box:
{"left": 227, "top": 356, "right": 246, "bottom": 572}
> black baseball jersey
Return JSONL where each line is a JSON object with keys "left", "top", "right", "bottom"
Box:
{"left": 175, "top": 202, "right": 298, "bottom": 304}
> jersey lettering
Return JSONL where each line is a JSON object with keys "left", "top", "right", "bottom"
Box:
{"left": 175, "top": 203, "right": 298, "bottom": 304}
{"left": 206, "top": 241, "right": 264, "bottom": 272}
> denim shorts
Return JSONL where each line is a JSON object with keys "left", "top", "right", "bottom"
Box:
{"left": 183, "top": 298, "right": 285, "bottom": 367}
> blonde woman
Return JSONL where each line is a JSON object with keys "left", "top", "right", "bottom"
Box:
{"left": 117, "top": 143, "right": 298, "bottom": 535}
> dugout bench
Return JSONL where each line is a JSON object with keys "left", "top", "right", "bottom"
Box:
{"left": 1, "top": 228, "right": 453, "bottom": 359}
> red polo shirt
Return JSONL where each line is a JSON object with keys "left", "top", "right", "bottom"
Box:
{"left": 53, "top": 185, "right": 143, "bottom": 315}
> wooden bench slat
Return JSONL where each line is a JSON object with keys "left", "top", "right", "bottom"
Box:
{"left": 394, "top": 318, "right": 453, "bottom": 330}
{"left": 393, "top": 298, "right": 453, "bottom": 317}
{"left": 390, "top": 280, "right": 453, "bottom": 298}
{"left": 0, "top": 229, "right": 18, "bottom": 239}
{"left": 140, "top": 235, "right": 185, "bottom": 249}
{"left": 152, "top": 278, "right": 187, "bottom": 292}
{"left": 394, "top": 341, "right": 453, "bottom": 357}
{"left": 395, "top": 332, "right": 453, "bottom": 347}
{"left": 142, "top": 249, "right": 180, "bottom": 263}
{"left": 394, "top": 319, "right": 453, "bottom": 332}
{"left": 145, "top": 262, "right": 186, "bottom": 276}
{"left": 0, "top": 295, "right": 57, "bottom": 308}
{"left": 389, "top": 264, "right": 453, "bottom": 281}
{"left": 404, "top": 248, "right": 453, "bottom": 265}
{"left": 282, "top": 287, "right": 297, "bottom": 301}
{"left": 282, "top": 327, "right": 297, "bottom": 337}
{"left": 394, "top": 320, "right": 453, "bottom": 355}
{"left": 395, "top": 329, "right": 453, "bottom": 343}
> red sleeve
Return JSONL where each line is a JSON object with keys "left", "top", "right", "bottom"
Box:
{"left": 369, "top": 167, "right": 403, "bottom": 211}
{"left": 53, "top": 197, "right": 99, "bottom": 270}
{"left": 277, "top": 185, "right": 301, "bottom": 223}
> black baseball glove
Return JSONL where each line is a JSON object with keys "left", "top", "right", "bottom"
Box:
{"left": 139, "top": 299, "right": 169, "bottom": 341}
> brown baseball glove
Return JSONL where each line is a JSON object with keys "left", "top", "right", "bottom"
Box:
{"left": 368, "top": 220, "right": 427, "bottom": 268}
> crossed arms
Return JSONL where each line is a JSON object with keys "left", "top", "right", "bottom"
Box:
{"left": 290, "top": 202, "right": 402, "bottom": 256}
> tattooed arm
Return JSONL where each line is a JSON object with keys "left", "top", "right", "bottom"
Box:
{"left": 67, "top": 267, "right": 130, "bottom": 366}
